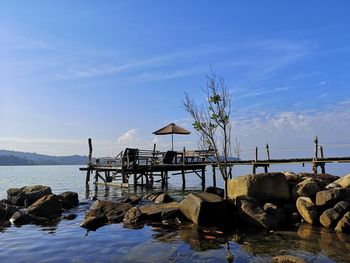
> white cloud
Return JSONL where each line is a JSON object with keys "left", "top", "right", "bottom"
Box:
{"left": 117, "top": 129, "right": 138, "bottom": 146}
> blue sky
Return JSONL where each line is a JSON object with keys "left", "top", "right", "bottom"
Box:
{"left": 1, "top": 1, "right": 350, "bottom": 158}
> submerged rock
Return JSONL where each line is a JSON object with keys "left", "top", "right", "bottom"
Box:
{"left": 271, "top": 255, "right": 306, "bottom": 263}
{"left": 316, "top": 188, "right": 350, "bottom": 208}
{"left": 296, "top": 197, "right": 318, "bottom": 225}
{"left": 10, "top": 210, "right": 48, "bottom": 225}
{"left": 320, "top": 201, "right": 349, "bottom": 228}
{"left": 80, "top": 200, "right": 132, "bottom": 230}
{"left": 63, "top": 213, "right": 77, "bottom": 220}
{"left": 58, "top": 191, "right": 79, "bottom": 210}
{"left": 7, "top": 185, "right": 52, "bottom": 206}
{"left": 335, "top": 211, "right": 350, "bottom": 233}
{"left": 227, "top": 173, "right": 290, "bottom": 200}
{"left": 26, "top": 194, "right": 62, "bottom": 218}
{"left": 143, "top": 192, "right": 173, "bottom": 204}
{"left": 179, "top": 192, "right": 226, "bottom": 226}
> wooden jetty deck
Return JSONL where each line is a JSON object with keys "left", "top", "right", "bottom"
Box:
{"left": 80, "top": 138, "right": 350, "bottom": 190}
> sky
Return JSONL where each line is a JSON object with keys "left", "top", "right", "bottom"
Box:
{"left": 1, "top": 1, "right": 350, "bottom": 159}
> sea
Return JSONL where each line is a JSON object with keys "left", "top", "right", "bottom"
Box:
{"left": 0, "top": 164, "right": 349, "bottom": 263}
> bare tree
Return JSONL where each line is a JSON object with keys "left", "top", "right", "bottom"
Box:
{"left": 183, "top": 71, "right": 232, "bottom": 199}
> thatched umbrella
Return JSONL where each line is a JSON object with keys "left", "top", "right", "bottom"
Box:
{"left": 153, "top": 123, "right": 191, "bottom": 150}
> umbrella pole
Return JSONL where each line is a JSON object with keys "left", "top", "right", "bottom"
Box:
{"left": 172, "top": 134, "right": 174, "bottom": 151}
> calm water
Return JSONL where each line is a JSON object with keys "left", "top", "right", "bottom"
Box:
{"left": 0, "top": 165, "right": 350, "bottom": 263}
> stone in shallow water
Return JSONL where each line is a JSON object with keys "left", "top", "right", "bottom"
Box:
{"left": 296, "top": 197, "right": 318, "bottom": 225}
{"left": 26, "top": 194, "right": 62, "bottom": 218}
{"left": 320, "top": 201, "right": 349, "bottom": 228}
{"left": 335, "top": 211, "right": 350, "bottom": 233}
{"left": 179, "top": 192, "right": 225, "bottom": 226}
{"left": 227, "top": 173, "right": 290, "bottom": 200}
{"left": 0, "top": 202, "right": 19, "bottom": 221}
{"left": 271, "top": 255, "right": 306, "bottom": 263}
{"left": 7, "top": 185, "right": 52, "bottom": 206}
{"left": 58, "top": 191, "right": 79, "bottom": 210}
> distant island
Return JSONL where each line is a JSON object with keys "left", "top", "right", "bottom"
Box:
{"left": 0, "top": 150, "right": 88, "bottom": 166}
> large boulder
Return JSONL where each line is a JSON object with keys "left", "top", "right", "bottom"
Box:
{"left": 236, "top": 196, "right": 280, "bottom": 229}
{"left": 328, "top": 174, "right": 350, "bottom": 189}
{"left": 335, "top": 211, "right": 350, "bottom": 233}
{"left": 80, "top": 200, "right": 132, "bottom": 230}
{"left": 320, "top": 201, "right": 349, "bottom": 228}
{"left": 26, "top": 194, "right": 62, "bottom": 218}
{"left": 58, "top": 191, "right": 79, "bottom": 210}
{"left": 292, "top": 178, "right": 320, "bottom": 199}
{"left": 296, "top": 197, "right": 318, "bottom": 225}
{"left": 316, "top": 188, "right": 350, "bottom": 208}
{"left": 179, "top": 192, "right": 226, "bottom": 226}
{"left": 7, "top": 185, "right": 52, "bottom": 206}
{"left": 227, "top": 173, "right": 290, "bottom": 200}
{"left": 205, "top": 187, "right": 224, "bottom": 198}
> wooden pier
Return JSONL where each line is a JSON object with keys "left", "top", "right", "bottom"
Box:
{"left": 80, "top": 137, "right": 350, "bottom": 190}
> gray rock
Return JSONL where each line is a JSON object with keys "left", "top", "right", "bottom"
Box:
{"left": 179, "top": 192, "right": 226, "bottom": 226}
{"left": 316, "top": 188, "right": 350, "bottom": 208}
{"left": 335, "top": 211, "right": 350, "bottom": 233}
{"left": 26, "top": 194, "right": 62, "bottom": 218}
{"left": 292, "top": 178, "right": 320, "bottom": 199}
{"left": 7, "top": 185, "right": 52, "bottom": 206}
{"left": 320, "top": 201, "right": 349, "bottom": 228}
{"left": 58, "top": 191, "right": 79, "bottom": 210}
{"left": 296, "top": 197, "right": 318, "bottom": 225}
{"left": 227, "top": 173, "right": 290, "bottom": 200}
{"left": 236, "top": 196, "right": 280, "bottom": 229}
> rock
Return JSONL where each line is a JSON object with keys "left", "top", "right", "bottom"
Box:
{"left": 9, "top": 210, "right": 48, "bottom": 225}
{"left": 26, "top": 194, "right": 62, "bottom": 218}
{"left": 161, "top": 218, "right": 181, "bottom": 228}
{"left": 299, "top": 173, "right": 339, "bottom": 188}
{"left": 63, "top": 214, "right": 77, "bottom": 220}
{"left": 123, "top": 207, "right": 144, "bottom": 226}
{"left": 325, "top": 182, "right": 340, "bottom": 189}
{"left": 292, "top": 178, "right": 320, "bottom": 199}
{"left": 320, "top": 201, "right": 349, "bottom": 228}
{"left": 179, "top": 192, "right": 226, "bottom": 226}
{"left": 271, "top": 255, "right": 306, "bottom": 263}
{"left": 9, "top": 211, "right": 32, "bottom": 225}
{"left": 316, "top": 188, "right": 350, "bottom": 208}
{"left": 154, "top": 193, "right": 173, "bottom": 204}
{"left": 205, "top": 187, "right": 225, "bottom": 198}
{"left": 58, "top": 191, "right": 79, "bottom": 210}
{"left": 80, "top": 200, "right": 132, "bottom": 230}
{"left": 227, "top": 173, "right": 290, "bottom": 200}
{"left": 329, "top": 173, "right": 350, "bottom": 189}
{"left": 0, "top": 202, "right": 19, "bottom": 221}
{"left": 236, "top": 196, "right": 280, "bottom": 229}
{"left": 7, "top": 185, "right": 52, "bottom": 206}
{"left": 335, "top": 211, "right": 350, "bottom": 233}
{"left": 139, "top": 202, "right": 179, "bottom": 219}
{"left": 143, "top": 192, "right": 173, "bottom": 203}
{"left": 118, "top": 194, "right": 140, "bottom": 204}
{"left": 296, "top": 197, "right": 318, "bottom": 225}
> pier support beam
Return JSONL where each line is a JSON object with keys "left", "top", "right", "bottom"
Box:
{"left": 201, "top": 167, "right": 205, "bottom": 191}
{"left": 181, "top": 169, "right": 186, "bottom": 190}
{"left": 212, "top": 166, "right": 216, "bottom": 188}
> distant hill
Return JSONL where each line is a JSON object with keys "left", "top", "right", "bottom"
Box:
{"left": 0, "top": 150, "right": 88, "bottom": 166}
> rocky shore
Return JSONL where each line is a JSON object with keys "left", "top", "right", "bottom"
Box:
{"left": 1, "top": 172, "right": 350, "bottom": 262}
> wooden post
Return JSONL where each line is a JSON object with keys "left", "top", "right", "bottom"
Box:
{"left": 181, "top": 169, "right": 186, "bottom": 190}
{"left": 266, "top": 144, "right": 270, "bottom": 160}
{"left": 255, "top": 147, "right": 258, "bottom": 162}
{"left": 212, "top": 165, "right": 216, "bottom": 188}
{"left": 161, "top": 171, "right": 165, "bottom": 188}
{"left": 165, "top": 171, "right": 168, "bottom": 189}
{"left": 134, "top": 172, "right": 137, "bottom": 188}
{"left": 85, "top": 138, "right": 93, "bottom": 187}
{"left": 182, "top": 147, "right": 186, "bottom": 165}
{"left": 95, "top": 159, "right": 99, "bottom": 183}
{"left": 313, "top": 136, "right": 319, "bottom": 174}
{"left": 314, "top": 136, "right": 319, "bottom": 159}
{"left": 320, "top": 145, "right": 326, "bottom": 173}
{"left": 201, "top": 167, "right": 205, "bottom": 191}
{"left": 229, "top": 166, "right": 232, "bottom": 179}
